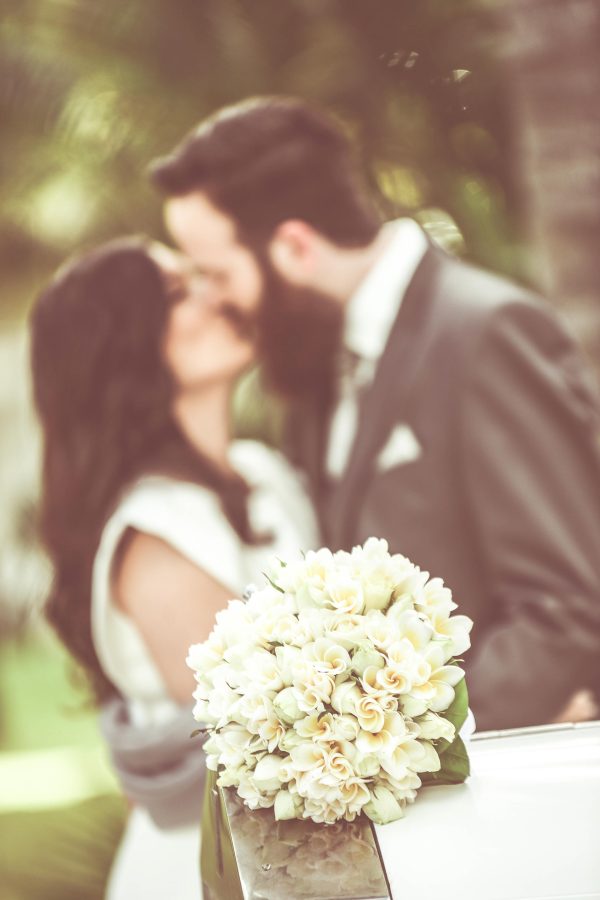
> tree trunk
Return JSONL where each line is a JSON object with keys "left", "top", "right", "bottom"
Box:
{"left": 500, "top": 0, "right": 600, "bottom": 377}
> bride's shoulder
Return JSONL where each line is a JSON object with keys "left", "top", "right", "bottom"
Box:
{"left": 95, "top": 474, "right": 245, "bottom": 592}
{"left": 107, "top": 474, "right": 224, "bottom": 534}
{"left": 229, "top": 440, "right": 306, "bottom": 490}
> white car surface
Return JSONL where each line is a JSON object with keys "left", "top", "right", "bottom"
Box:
{"left": 375, "top": 722, "right": 600, "bottom": 900}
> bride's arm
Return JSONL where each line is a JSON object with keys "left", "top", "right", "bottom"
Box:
{"left": 113, "top": 529, "right": 233, "bottom": 705}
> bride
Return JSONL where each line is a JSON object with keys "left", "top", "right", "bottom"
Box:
{"left": 30, "top": 236, "right": 319, "bottom": 899}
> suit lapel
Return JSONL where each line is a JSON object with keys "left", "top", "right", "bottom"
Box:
{"left": 326, "top": 246, "right": 441, "bottom": 549}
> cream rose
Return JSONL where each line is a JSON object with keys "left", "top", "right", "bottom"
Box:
{"left": 355, "top": 695, "right": 387, "bottom": 733}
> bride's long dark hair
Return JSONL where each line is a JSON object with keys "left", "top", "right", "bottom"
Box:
{"left": 30, "top": 237, "right": 255, "bottom": 701}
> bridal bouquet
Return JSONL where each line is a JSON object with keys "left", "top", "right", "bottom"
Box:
{"left": 187, "top": 538, "right": 473, "bottom": 825}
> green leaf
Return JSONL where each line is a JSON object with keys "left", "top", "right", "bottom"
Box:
{"left": 421, "top": 734, "right": 470, "bottom": 786}
{"left": 263, "top": 572, "right": 285, "bottom": 593}
{"left": 435, "top": 675, "right": 469, "bottom": 754}
{"left": 190, "top": 728, "right": 208, "bottom": 739}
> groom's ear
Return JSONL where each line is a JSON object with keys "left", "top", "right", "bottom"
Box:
{"left": 268, "top": 220, "right": 318, "bottom": 285}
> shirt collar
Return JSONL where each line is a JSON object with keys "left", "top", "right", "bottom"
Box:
{"left": 344, "top": 218, "right": 428, "bottom": 362}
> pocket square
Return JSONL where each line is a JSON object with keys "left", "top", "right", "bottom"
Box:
{"left": 375, "top": 424, "right": 422, "bottom": 473}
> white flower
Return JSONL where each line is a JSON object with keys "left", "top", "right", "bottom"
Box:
{"left": 325, "top": 750, "right": 355, "bottom": 782}
{"left": 350, "top": 540, "right": 412, "bottom": 612}
{"left": 411, "top": 739, "right": 441, "bottom": 773}
{"left": 399, "top": 694, "right": 429, "bottom": 718}
{"left": 324, "top": 613, "right": 365, "bottom": 650}
{"left": 331, "top": 680, "right": 362, "bottom": 715}
{"left": 355, "top": 753, "right": 381, "bottom": 778}
{"left": 302, "top": 797, "right": 347, "bottom": 825}
{"left": 380, "top": 769, "right": 421, "bottom": 795}
{"left": 212, "top": 724, "right": 254, "bottom": 770}
{"left": 295, "top": 548, "right": 336, "bottom": 608}
{"left": 415, "top": 711, "right": 456, "bottom": 743}
{"left": 408, "top": 643, "right": 465, "bottom": 713}
{"left": 362, "top": 565, "right": 397, "bottom": 611}
{"left": 355, "top": 711, "right": 407, "bottom": 755}
{"left": 198, "top": 683, "right": 240, "bottom": 727}
{"left": 242, "top": 694, "right": 272, "bottom": 732}
{"left": 214, "top": 599, "right": 254, "bottom": 642}
{"left": 302, "top": 637, "right": 351, "bottom": 676}
{"left": 273, "top": 687, "right": 304, "bottom": 724}
{"left": 236, "top": 692, "right": 267, "bottom": 726}
{"left": 353, "top": 536, "right": 390, "bottom": 560}
{"left": 202, "top": 734, "right": 220, "bottom": 771}
{"left": 331, "top": 713, "right": 360, "bottom": 742}
{"left": 414, "top": 576, "right": 457, "bottom": 619}
{"left": 245, "top": 584, "right": 289, "bottom": 615}
{"left": 363, "top": 785, "right": 405, "bottom": 824}
{"left": 379, "top": 735, "right": 439, "bottom": 780}
{"left": 389, "top": 566, "right": 429, "bottom": 608}
{"left": 289, "top": 743, "right": 330, "bottom": 777}
{"left": 237, "top": 773, "right": 275, "bottom": 809}
{"left": 334, "top": 776, "right": 371, "bottom": 814}
{"left": 351, "top": 642, "right": 386, "bottom": 678}
{"left": 293, "top": 769, "right": 330, "bottom": 801}
{"left": 186, "top": 632, "right": 227, "bottom": 676}
{"left": 279, "top": 729, "right": 303, "bottom": 752}
{"left": 429, "top": 611, "right": 473, "bottom": 659}
{"left": 293, "top": 608, "right": 327, "bottom": 644}
{"left": 263, "top": 555, "right": 305, "bottom": 595}
{"left": 384, "top": 637, "right": 426, "bottom": 693}
{"left": 363, "top": 611, "right": 394, "bottom": 650}
{"left": 324, "top": 572, "right": 365, "bottom": 615}
{"left": 373, "top": 665, "right": 412, "bottom": 695}
{"left": 239, "top": 648, "right": 284, "bottom": 694}
{"left": 256, "top": 709, "right": 288, "bottom": 752}
{"left": 294, "top": 712, "right": 335, "bottom": 741}
{"left": 355, "top": 695, "right": 387, "bottom": 733}
{"left": 292, "top": 671, "right": 335, "bottom": 713}
{"left": 360, "top": 665, "right": 389, "bottom": 698}
{"left": 255, "top": 611, "right": 299, "bottom": 645}
{"left": 216, "top": 764, "right": 246, "bottom": 788}
{"left": 274, "top": 789, "right": 301, "bottom": 821}
{"left": 274, "top": 645, "right": 302, "bottom": 685}
{"left": 387, "top": 608, "right": 433, "bottom": 651}
{"left": 253, "top": 754, "right": 286, "bottom": 792}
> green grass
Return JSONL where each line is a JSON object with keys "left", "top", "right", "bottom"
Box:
{"left": 0, "top": 622, "right": 101, "bottom": 753}
{"left": 0, "top": 796, "right": 125, "bottom": 900}
{"left": 0, "top": 622, "right": 126, "bottom": 899}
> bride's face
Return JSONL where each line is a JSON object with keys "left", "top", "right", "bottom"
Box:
{"left": 148, "top": 243, "right": 255, "bottom": 391}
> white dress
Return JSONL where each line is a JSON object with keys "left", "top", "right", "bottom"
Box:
{"left": 91, "top": 440, "right": 319, "bottom": 900}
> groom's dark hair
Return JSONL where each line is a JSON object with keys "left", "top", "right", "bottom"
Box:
{"left": 150, "top": 96, "right": 381, "bottom": 247}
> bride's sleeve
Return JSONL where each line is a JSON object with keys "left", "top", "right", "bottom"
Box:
{"left": 96, "top": 476, "right": 246, "bottom": 601}
{"left": 91, "top": 478, "right": 247, "bottom": 703}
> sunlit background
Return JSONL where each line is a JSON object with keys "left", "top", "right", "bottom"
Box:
{"left": 1, "top": 0, "right": 599, "bottom": 896}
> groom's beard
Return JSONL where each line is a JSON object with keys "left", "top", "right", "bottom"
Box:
{"left": 256, "top": 262, "right": 344, "bottom": 407}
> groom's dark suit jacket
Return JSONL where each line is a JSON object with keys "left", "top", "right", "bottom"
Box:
{"left": 286, "top": 245, "right": 600, "bottom": 730}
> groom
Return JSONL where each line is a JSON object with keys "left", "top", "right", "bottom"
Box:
{"left": 152, "top": 97, "right": 600, "bottom": 730}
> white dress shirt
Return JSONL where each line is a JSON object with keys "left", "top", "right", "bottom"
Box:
{"left": 326, "top": 218, "right": 428, "bottom": 479}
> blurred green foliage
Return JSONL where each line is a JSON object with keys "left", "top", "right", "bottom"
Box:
{"left": 0, "top": 626, "right": 125, "bottom": 900}
{"left": 1, "top": 0, "right": 524, "bottom": 326}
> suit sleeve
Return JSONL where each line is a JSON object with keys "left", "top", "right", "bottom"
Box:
{"left": 459, "top": 299, "right": 600, "bottom": 729}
